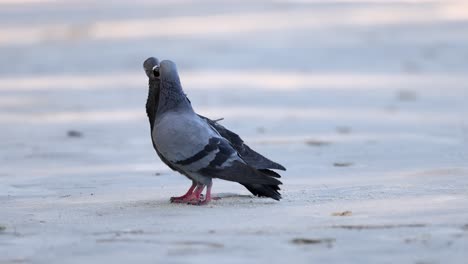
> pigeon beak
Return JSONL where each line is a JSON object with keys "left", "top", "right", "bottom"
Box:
{"left": 152, "top": 65, "right": 160, "bottom": 78}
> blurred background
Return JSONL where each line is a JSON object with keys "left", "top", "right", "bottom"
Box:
{"left": 1, "top": 0, "right": 467, "bottom": 177}
{"left": 1, "top": 0, "right": 468, "bottom": 263}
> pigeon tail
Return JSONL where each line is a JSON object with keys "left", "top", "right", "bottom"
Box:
{"left": 241, "top": 183, "right": 281, "bottom": 200}
{"left": 199, "top": 160, "right": 282, "bottom": 186}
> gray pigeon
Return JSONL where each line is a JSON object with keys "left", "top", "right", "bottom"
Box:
{"left": 143, "top": 57, "right": 286, "bottom": 205}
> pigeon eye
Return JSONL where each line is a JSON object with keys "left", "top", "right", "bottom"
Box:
{"left": 152, "top": 66, "right": 160, "bottom": 77}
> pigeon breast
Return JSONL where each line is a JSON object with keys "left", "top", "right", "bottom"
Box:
{"left": 152, "top": 111, "right": 221, "bottom": 163}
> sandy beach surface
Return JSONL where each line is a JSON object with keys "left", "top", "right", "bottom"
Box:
{"left": 1, "top": 0, "right": 468, "bottom": 263}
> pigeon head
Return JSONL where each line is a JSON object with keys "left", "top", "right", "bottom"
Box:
{"left": 143, "top": 57, "right": 160, "bottom": 79}
{"left": 143, "top": 58, "right": 193, "bottom": 127}
{"left": 158, "top": 60, "right": 181, "bottom": 83}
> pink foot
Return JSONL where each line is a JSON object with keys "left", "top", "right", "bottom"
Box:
{"left": 172, "top": 184, "right": 205, "bottom": 204}
{"left": 187, "top": 182, "right": 215, "bottom": 206}
{"left": 171, "top": 196, "right": 194, "bottom": 203}
{"left": 172, "top": 193, "right": 201, "bottom": 203}
{"left": 185, "top": 184, "right": 207, "bottom": 205}
{"left": 170, "top": 182, "right": 197, "bottom": 203}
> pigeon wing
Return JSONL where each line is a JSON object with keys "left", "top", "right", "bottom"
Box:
{"left": 174, "top": 137, "right": 281, "bottom": 183}
{"left": 199, "top": 115, "right": 286, "bottom": 171}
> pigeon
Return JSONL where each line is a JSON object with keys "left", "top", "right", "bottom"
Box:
{"left": 143, "top": 57, "right": 286, "bottom": 205}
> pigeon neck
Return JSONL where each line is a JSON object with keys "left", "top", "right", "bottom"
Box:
{"left": 157, "top": 78, "right": 193, "bottom": 114}
{"left": 146, "top": 79, "right": 159, "bottom": 131}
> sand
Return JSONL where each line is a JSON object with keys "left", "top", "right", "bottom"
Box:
{"left": 1, "top": 0, "right": 468, "bottom": 263}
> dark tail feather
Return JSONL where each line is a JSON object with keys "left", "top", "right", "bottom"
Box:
{"left": 258, "top": 169, "right": 281, "bottom": 178}
{"left": 241, "top": 145, "right": 286, "bottom": 171}
{"left": 241, "top": 183, "right": 282, "bottom": 201}
{"left": 199, "top": 161, "right": 283, "bottom": 200}
{"left": 200, "top": 161, "right": 282, "bottom": 186}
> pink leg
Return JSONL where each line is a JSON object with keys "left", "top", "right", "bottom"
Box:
{"left": 172, "top": 183, "right": 205, "bottom": 204}
{"left": 189, "top": 182, "right": 216, "bottom": 205}
{"left": 170, "top": 181, "right": 197, "bottom": 203}
{"left": 186, "top": 184, "right": 206, "bottom": 205}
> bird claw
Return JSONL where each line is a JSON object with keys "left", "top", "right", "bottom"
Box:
{"left": 186, "top": 198, "right": 209, "bottom": 206}
{"left": 171, "top": 183, "right": 215, "bottom": 205}
{"left": 186, "top": 195, "right": 218, "bottom": 205}
{"left": 170, "top": 194, "right": 204, "bottom": 204}
{"left": 170, "top": 197, "right": 187, "bottom": 203}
